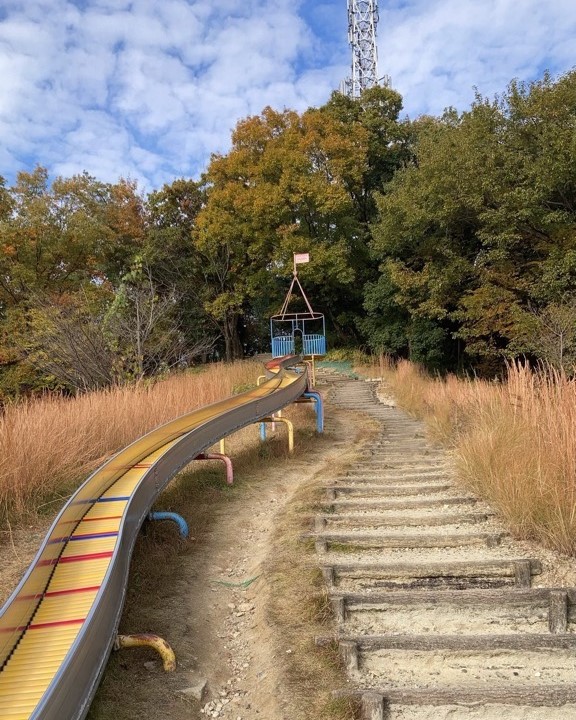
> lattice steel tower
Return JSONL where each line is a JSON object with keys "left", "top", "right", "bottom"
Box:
{"left": 343, "top": 0, "right": 380, "bottom": 98}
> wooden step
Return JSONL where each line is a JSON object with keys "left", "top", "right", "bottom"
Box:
{"left": 334, "top": 686, "right": 576, "bottom": 710}
{"left": 326, "top": 483, "right": 452, "bottom": 496}
{"left": 332, "top": 587, "right": 576, "bottom": 607}
{"left": 322, "top": 559, "right": 542, "bottom": 586}
{"left": 330, "top": 588, "right": 573, "bottom": 632}
{"left": 311, "top": 531, "right": 505, "bottom": 551}
{"left": 339, "top": 473, "right": 450, "bottom": 482}
{"left": 322, "top": 632, "right": 576, "bottom": 653}
{"left": 325, "top": 497, "right": 478, "bottom": 510}
{"left": 315, "top": 512, "right": 491, "bottom": 528}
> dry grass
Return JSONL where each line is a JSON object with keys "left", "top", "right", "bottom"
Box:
{"left": 0, "top": 361, "right": 260, "bottom": 525}
{"left": 264, "top": 481, "right": 358, "bottom": 720}
{"left": 0, "top": 356, "right": 362, "bottom": 719}
{"left": 382, "top": 359, "right": 576, "bottom": 556}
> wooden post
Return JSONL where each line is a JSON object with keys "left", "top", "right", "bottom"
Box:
{"left": 361, "top": 693, "right": 385, "bottom": 720}
{"left": 322, "top": 566, "right": 335, "bottom": 585}
{"left": 331, "top": 596, "right": 346, "bottom": 622}
{"left": 315, "top": 539, "right": 328, "bottom": 554}
{"left": 340, "top": 640, "right": 359, "bottom": 672}
{"left": 549, "top": 590, "right": 568, "bottom": 634}
{"left": 514, "top": 560, "right": 532, "bottom": 587}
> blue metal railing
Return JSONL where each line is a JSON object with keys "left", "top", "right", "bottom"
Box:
{"left": 303, "top": 334, "right": 326, "bottom": 355}
{"left": 272, "top": 336, "right": 295, "bottom": 358}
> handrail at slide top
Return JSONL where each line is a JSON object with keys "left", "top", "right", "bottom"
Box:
{"left": 0, "top": 356, "right": 307, "bottom": 720}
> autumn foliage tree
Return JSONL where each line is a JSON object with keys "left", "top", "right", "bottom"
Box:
{"left": 0, "top": 170, "right": 210, "bottom": 396}
{"left": 196, "top": 86, "right": 409, "bottom": 359}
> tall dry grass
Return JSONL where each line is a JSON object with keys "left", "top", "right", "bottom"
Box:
{"left": 383, "top": 359, "right": 576, "bottom": 556}
{"left": 0, "top": 361, "right": 260, "bottom": 524}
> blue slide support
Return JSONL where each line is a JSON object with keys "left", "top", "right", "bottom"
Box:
{"left": 303, "top": 391, "right": 324, "bottom": 433}
{"left": 148, "top": 511, "right": 189, "bottom": 538}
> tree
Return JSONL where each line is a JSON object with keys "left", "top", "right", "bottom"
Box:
{"left": 367, "top": 70, "right": 576, "bottom": 371}
{"left": 367, "top": 111, "right": 486, "bottom": 368}
{"left": 0, "top": 168, "right": 108, "bottom": 306}
{"left": 195, "top": 98, "right": 398, "bottom": 358}
{"left": 359, "top": 270, "right": 409, "bottom": 356}
{"left": 0, "top": 169, "right": 172, "bottom": 395}
{"left": 21, "top": 289, "right": 116, "bottom": 392}
{"left": 0, "top": 168, "right": 116, "bottom": 394}
{"left": 144, "top": 179, "right": 215, "bottom": 356}
{"left": 103, "top": 261, "right": 215, "bottom": 382}
{"left": 322, "top": 85, "right": 413, "bottom": 221}
{"left": 526, "top": 300, "right": 576, "bottom": 371}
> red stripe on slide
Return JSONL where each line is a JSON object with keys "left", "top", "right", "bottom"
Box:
{"left": 59, "top": 551, "right": 113, "bottom": 564}
{"left": 0, "top": 618, "right": 85, "bottom": 633}
{"left": 0, "top": 625, "right": 26, "bottom": 633}
{"left": 39, "top": 551, "right": 113, "bottom": 566}
{"left": 45, "top": 585, "right": 101, "bottom": 598}
{"left": 29, "top": 618, "right": 85, "bottom": 630}
{"left": 17, "top": 586, "right": 101, "bottom": 601}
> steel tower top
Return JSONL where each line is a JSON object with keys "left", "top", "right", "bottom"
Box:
{"left": 343, "top": 0, "right": 381, "bottom": 98}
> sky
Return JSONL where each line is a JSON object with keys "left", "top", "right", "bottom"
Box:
{"left": 0, "top": 0, "right": 575, "bottom": 191}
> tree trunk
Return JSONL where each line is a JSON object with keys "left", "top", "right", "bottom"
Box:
{"left": 223, "top": 311, "right": 243, "bottom": 361}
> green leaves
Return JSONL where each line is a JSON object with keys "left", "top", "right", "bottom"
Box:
{"left": 0, "top": 170, "right": 214, "bottom": 396}
{"left": 367, "top": 70, "right": 576, "bottom": 371}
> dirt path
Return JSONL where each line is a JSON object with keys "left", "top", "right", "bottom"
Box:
{"left": 177, "top": 406, "right": 366, "bottom": 719}
{"left": 0, "top": 376, "right": 367, "bottom": 720}
{"left": 181, "top": 455, "right": 339, "bottom": 719}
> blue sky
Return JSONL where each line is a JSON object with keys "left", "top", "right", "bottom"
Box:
{"left": 0, "top": 0, "right": 575, "bottom": 190}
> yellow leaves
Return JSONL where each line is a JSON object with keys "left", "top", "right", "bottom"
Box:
{"left": 204, "top": 292, "right": 243, "bottom": 320}
{"left": 203, "top": 104, "right": 366, "bottom": 227}
{"left": 197, "top": 102, "right": 367, "bottom": 283}
{"left": 107, "top": 178, "right": 145, "bottom": 241}
{"left": 1, "top": 244, "right": 16, "bottom": 257}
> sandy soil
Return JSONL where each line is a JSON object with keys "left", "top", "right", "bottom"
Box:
{"left": 173, "top": 414, "right": 364, "bottom": 719}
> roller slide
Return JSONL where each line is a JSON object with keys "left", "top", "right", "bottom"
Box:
{"left": 0, "top": 357, "right": 307, "bottom": 719}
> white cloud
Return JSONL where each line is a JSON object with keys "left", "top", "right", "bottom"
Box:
{"left": 380, "top": 0, "right": 576, "bottom": 117}
{"left": 0, "top": 0, "right": 341, "bottom": 189}
{"left": 0, "top": 0, "right": 575, "bottom": 190}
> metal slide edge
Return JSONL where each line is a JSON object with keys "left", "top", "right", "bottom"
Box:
{"left": 0, "top": 358, "right": 306, "bottom": 720}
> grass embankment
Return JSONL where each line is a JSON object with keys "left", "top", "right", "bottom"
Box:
{"left": 382, "top": 359, "right": 576, "bottom": 556}
{"left": 0, "top": 361, "right": 260, "bottom": 526}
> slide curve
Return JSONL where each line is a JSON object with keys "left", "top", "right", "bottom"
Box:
{"left": 0, "top": 357, "right": 307, "bottom": 719}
